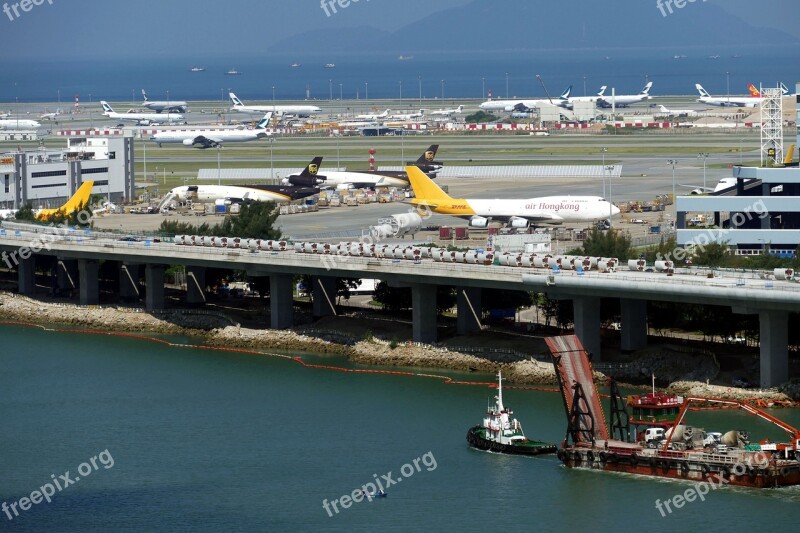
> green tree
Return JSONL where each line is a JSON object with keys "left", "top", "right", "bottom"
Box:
{"left": 12, "top": 202, "right": 36, "bottom": 222}
{"left": 464, "top": 111, "right": 498, "bottom": 123}
{"left": 157, "top": 201, "right": 281, "bottom": 239}
{"left": 690, "top": 242, "right": 730, "bottom": 268}
{"left": 578, "top": 228, "right": 633, "bottom": 259}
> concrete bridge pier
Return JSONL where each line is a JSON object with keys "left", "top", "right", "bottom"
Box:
{"left": 456, "top": 287, "right": 482, "bottom": 335}
{"left": 57, "top": 259, "right": 78, "bottom": 295}
{"left": 620, "top": 298, "right": 648, "bottom": 352}
{"left": 573, "top": 296, "right": 602, "bottom": 361}
{"left": 78, "top": 259, "right": 99, "bottom": 305}
{"left": 270, "top": 274, "right": 294, "bottom": 329}
{"left": 186, "top": 266, "right": 206, "bottom": 305}
{"left": 759, "top": 309, "right": 788, "bottom": 388}
{"left": 119, "top": 263, "right": 141, "bottom": 303}
{"left": 145, "top": 264, "right": 165, "bottom": 311}
{"left": 17, "top": 254, "right": 35, "bottom": 295}
{"left": 412, "top": 283, "right": 438, "bottom": 344}
{"left": 312, "top": 276, "right": 337, "bottom": 319}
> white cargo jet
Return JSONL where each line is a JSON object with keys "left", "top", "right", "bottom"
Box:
{"left": 151, "top": 113, "right": 273, "bottom": 148}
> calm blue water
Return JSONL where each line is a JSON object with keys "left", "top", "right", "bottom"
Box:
{"left": 0, "top": 47, "right": 797, "bottom": 104}
{"left": 2, "top": 324, "right": 800, "bottom": 532}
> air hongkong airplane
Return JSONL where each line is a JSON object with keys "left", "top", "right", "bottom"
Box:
{"left": 596, "top": 82, "right": 653, "bottom": 108}
{"left": 405, "top": 166, "right": 619, "bottom": 229}
{"left": 229, "top": 92, "right": 321, "bottom": 117}
{"left": 142, "top": 90, "right": 188, "bottom": 113}
{"left": 479, "top": 86, "right": 572, "bottom": 112}
{"left": 151, "top": 113, "right": 273, "bottom": 148}
{"left": 101, "top": 101, "right": 184, "bottom": 125}
{"left": 1, "top": 180, "right": 96, "bottom": 221}
{"left": 283, "top": 146, "right": 442, "bottom": 190}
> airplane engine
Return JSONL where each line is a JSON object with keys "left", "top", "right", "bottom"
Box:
{"left": 508, "top": 217, "right": 530, "bottom": 229}
{"left": 336, "top": 183, "right": 354, "bottom": 191}
{"left": 286, "top": 174, "right": 324, "bottom": 187}
{"left": 503, "top": 105, "right": 515, "bottom": 112}
{"left": 469, "top": 216, "right": 489, "bottom": 228}
{"left": 182, "top": 139, "right": 194, "bottom": 146}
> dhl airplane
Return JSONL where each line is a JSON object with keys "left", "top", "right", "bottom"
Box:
{"left": 36, "top": 181, "right": 96, "bottom": 221}
{"left": 405, "top": 166, "right": 619, "bottom": 229}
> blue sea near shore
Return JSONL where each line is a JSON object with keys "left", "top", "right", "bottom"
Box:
{"left": 0, "top": 46, "right": 797, "bottom": 105}
{"left": 2, "top": 324, "right": 800, "bottom": 532}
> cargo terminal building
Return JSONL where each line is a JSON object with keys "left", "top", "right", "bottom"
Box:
{"left": 676, "top": 82, "right": 800, "bottom": 256}
{"left": 0, "top": 134, "right": 135, "bottom": 210}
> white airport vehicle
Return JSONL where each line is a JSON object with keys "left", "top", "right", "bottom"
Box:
{"left": 151, "top": 113, "right": 273, "bottom": 148}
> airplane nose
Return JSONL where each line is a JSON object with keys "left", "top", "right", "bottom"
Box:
{"left": 612, "top": 204, "right": 620, "bottom": 216}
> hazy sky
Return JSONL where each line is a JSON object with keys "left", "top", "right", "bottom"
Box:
{"left": 0, "top": 0, "right": 797, "bottom": 59}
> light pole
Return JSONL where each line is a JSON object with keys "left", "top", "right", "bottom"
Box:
{"left": 726, "top": 71, "right": 730, "bottom": 103}
{"left": 697, "top": 153, "right": 709, "bottom": 191}
{"left": 270, "top": 137, "right": 274, "bottom": 180}
{"left": 583, "top": 76, "right": 587, "bottom": 96}
{"left": 418, "top": 75, "right": 422, "bottom": 106}
{"left": 440, "top": 79, "right": 444, "bottom": 100}
{"left": 505, "top": 72, "right": 509, "bottom": 98}
{"left": 272, "top": 86, "right": 275, "bottom": 110}
{"left": 339, "top": 83, "right": 343, "bottom": 101}
{"left": 482, "top": 77, "right": 485, "bottom": 98}
{"left": 668, "top": 159, "right": 678, "bottom": 205}
{"left": 329, "top": 79, "right": 332, "bottom": 102}
{"left": 217, "top": 145, "right": 221, "bottom": 186}
{"left": 607, "top": 164, "right": 615, "bottom": 228}
{"left": 600, "top": 147, "right": 608, "bottom": 198}
{"left": 399, "top": 80, "right": 402, "bottom": 106}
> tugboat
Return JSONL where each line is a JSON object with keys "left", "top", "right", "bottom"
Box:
{"left": 466, "top": 372, "right": 557, "bottom": 456}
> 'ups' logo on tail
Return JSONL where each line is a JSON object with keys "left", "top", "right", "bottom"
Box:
{"left": 307, "top": 164, "right": 319, "bottom": 175}
{"left": 424, "top": 151, "right": 435, "bottom": 162}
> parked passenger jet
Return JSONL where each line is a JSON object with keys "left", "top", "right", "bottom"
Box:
{"left": 429, "top": 105, "right": 464, "bottom": 117}
{"left": 101, "top": 101, "right": 184, "bottom": 125}
{"left": 390, "top": 109, "right": 425, "bottom": 120}
{"left": 692, "top": 84, "right": 787, "bottom": 108}
{"left": 0, "top": 117, "right": 41, "bottom": 129}
{"left": 151, "top": 113, "right": 273, "bottom": 148}
{"left": 229, "top": 92, "right": 321, "bottom": 117}
{"left": 405, "top": 166, "right": 619, "bottom": 228}
{"left": 283, "top": 146, "right": 442, "bottom": 190}
{"left": 562, "top": 86, "right": 607, "bottom": 109}
{"left": 356, "top": 109, "right": 390, "bottom": 120}
{"left": 39, "top": 108, "right": 62, "bottom": 120}
{"left": 597, "top": 82, "right": 653, "bottom": 108}
{"left": 479, "top": 87, "right": 572, "bottom": 112}
{"left": 656, "top": 105, "right": 697, "bottom": 117}
{"left": 142, "top": 90, "right": 188, "bottom": 113}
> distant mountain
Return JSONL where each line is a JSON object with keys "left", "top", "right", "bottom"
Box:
{"left": 269, "top": 0, "right": 798, "bottom": 54}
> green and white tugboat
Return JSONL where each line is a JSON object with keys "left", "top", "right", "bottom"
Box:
{"left": 466, "top": 372, "right": 557, "bottom": 456}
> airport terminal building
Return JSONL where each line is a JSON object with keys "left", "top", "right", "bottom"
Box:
{"left": 676, "top": 82, "right": 800, "bottom": 257}
{"left": 0, "top": 134, "right": 134, "bottom": 209}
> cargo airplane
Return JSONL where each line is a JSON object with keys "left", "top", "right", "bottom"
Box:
{"left": 229, "top": 92, "right": 321, "bottom": 117}
{"left": 151, "top": 113, "right": 273, "bottom": 148}
{"left": 101, "top": 101, "right": 184, "bottom": 125}
{"left": 405, "top": 166, "right": 619, "bottom": 228}
{"left": 694, "top": 83, "right": 787, "bottom": 108}
{"left": 283, "top": 146, "right": 442, "bottom": 190}
{"left": 142, "top": 90, "right": 188, "bottom": 113}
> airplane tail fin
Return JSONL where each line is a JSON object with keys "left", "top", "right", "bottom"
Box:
{"left": 696, "top": 84, "right": 710, "bottom": 97}
{"left": 747, "top": 84, "right": 760, "bottom": 97}
{"left": 780, "top": 82, "right": 789, "bottom": 95}
{"left": 101, "top": 101, "right": 114, "bottom": 114}
{"left": 255, "top": 112, "right": 273, "bottom": 129}
{"left": 300, "top": 156, "right": 323, "bottom": 177}
{"left": 36, "top": 181, "right": 95, "bottom": 221}
{"left": 560, "top": 86, "right": 572, "bottom": 100}
{"left": 783, "top": 143, "right": 796, "bottom": 165}
{"left": 456, "top": 105, "right": 463, "bottom": 113}
{"left": 659, "top": 105, "right": 669, "bottom": 112}
{"left": 597, "top": 85, "right": 607, "bottom": 96}
{"left": 415, "top": 145, "right": 439, "bottom": 165}
{"left": 641, "top": 81, "right": 653, "bottom": 95}
{"left": 229, "top": 92, "right": 244, "bottom": 107}
{"left": 406, "top": 166, "right": 452, "bottom": 205}
{"left": 141, "top": 89, "right": 149, "bottom": 102}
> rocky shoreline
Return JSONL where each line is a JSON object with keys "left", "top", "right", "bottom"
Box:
{"left": 1, "top": 292, "right": 796, "bottom": 403}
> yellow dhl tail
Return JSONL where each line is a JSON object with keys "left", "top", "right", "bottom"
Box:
{"left": 784, "top": 144, "right": 797, "bottom": 166}
{"left": 36, "top": 180, "right": 95, "bottom": 221}
{"left": 405, "top": 166, "right": 453, "bottom": 209}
